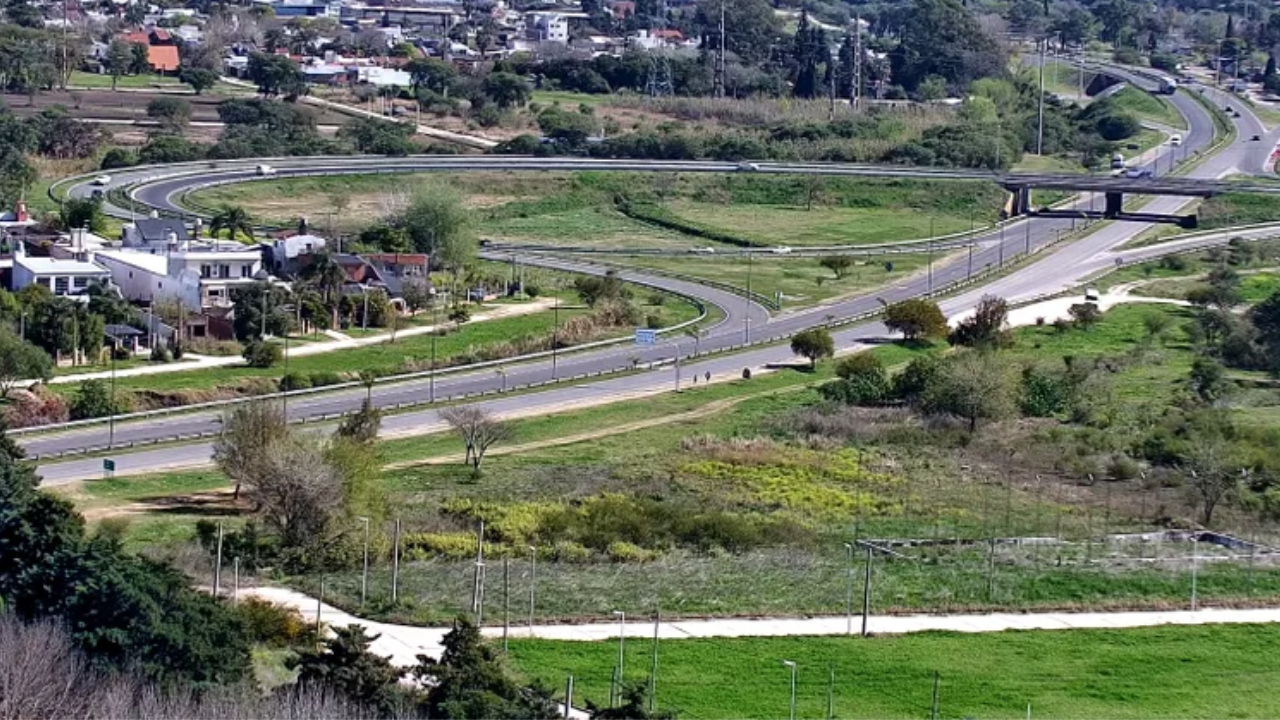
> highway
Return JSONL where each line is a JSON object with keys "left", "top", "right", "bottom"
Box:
{"left": 28, "top": 74, "right": 1277, "bottom": 483}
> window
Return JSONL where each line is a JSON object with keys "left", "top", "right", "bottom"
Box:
{"left": 200, "top": 264, "right": 212, "bottom": 278}
{"left": 240, "top": 264, "right": 253, "bottom": 278}
{"left": 54, "top": 277, "right": 69, "bottom": 294}
{"left": 219, "top": 264, "right": 231, "bottom": 279}
{"left": 73, "top": 276, "right": 89, "bottom": 290}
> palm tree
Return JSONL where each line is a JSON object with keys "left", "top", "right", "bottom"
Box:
{"left": 302, "top": 251, "right": 347, "bottom": 329}
{"left": 210, "top": 205, "right": 255, "bottom": 243}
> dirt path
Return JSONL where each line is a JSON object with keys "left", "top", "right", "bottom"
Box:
{"left": 384, "top": 396, "right": 750, "bottom": 470}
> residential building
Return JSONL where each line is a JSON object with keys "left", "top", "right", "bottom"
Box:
{"left": 11, "top": 248, "right": 111, "bottom": 296}
{"left": 525, "top": 12, "right": 568, "bottom": 43}
{"left": 266, "top": 233, "right": 328, "bottom": 274}
{"left": 119, "top": 28, "right": 181, "bottom": 73}
{"left": 342, "top": 5, "right": 459, "bottom": 36}
{"left": 96, "top": 244, "right": 264, "bottom": 311}
{"left": 122, "top": 217, "right": 190, "bottom": 249}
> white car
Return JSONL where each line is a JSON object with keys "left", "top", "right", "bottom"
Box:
{"left": 92, "top": 175, "right": 112, "bottom": 186}
{"left": 691, "top": 246, "right": 716, "bottom": 254}
{"left": 1169, "top": 134, "right": 1182, "bottom": 147}
{"left": 1124, "top": 167, "right": 1153, "bottom": 179}
{"left": 737, "top": 162, "right": 760, "bottom": 172}
{"left": 771, "top": 246, "right": 793, "bottom": 254}
{"left": 256, "top": 164, "right": 277, "bottom": 177}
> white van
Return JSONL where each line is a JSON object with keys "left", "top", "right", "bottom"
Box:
{"left": 256, "top": 164, "right": 277, "bottom": 177}
{"left": 1169, "top": 134, "right": 1182, "bottom": 147}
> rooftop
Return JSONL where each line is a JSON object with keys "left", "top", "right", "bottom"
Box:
{"left": 16, "top": 256, "right": 110, "bottom": 275}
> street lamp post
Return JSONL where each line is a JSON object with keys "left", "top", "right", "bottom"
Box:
{"left": 527, "top": 545, "right": 537, "bottom": 634}
{"left": 430, "top": 301, "right": 439, "bottom": 403}
{"left": 843, "top": 541, "right": 854, "bottom": 635}
{"left": 359, "top": 516, "right": 370, "bottom": 606}
{"left": 552, "top": 296, "right": 560, "bottom": 380}
{"left": 361, "top": 285, "right": 370, "bottom": 331}
{"left": 743, "top": 250, "right": 754, "bottom": 344}
{"left": 108, "top": 337, "right": 117, "bottom": 448}
{"left": 782, "top": 660, "right": 797, "bottom": 720}
{"left": 667, "top": 341, "right": 681, "bottom": 392}
{"left": 613, "top": 610, "right": 626, "bottom": 697}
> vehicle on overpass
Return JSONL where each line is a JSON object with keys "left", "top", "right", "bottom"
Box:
{"left": 1158, "top": 76, "right": 1178, "bottom": 94}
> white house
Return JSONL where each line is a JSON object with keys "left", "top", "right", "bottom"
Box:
{"left": 96, "top": 245, "right": 264, "bottom": 312}
{"left": 525, "top": 12, "right": 568, "bottom": 43}
{"left": 11, "top": 253, "right": 111, "bottom": 296}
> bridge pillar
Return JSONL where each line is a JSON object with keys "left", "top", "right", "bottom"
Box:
{"left": 1002, "top": 186, "right": 1033, "bottom": 218}
{"left": 1104, "top": 191, "right": 1124, "bottom": 218}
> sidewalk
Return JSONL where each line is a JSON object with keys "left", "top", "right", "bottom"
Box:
{"left": 42, "top": 299, "right": 553, "bottom": 385}
{"left": 243, "top": 586, "right": 1280, "bottom": 668}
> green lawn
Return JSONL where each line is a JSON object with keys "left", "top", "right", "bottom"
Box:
{"left": 1108, "top": 86, "right": 1187, "bottom": 130}
{"left": 69, "top": 70, "right": 182, "bottom": 89}
{"left": 623, "top": 252, "right": 948, "bottom": 308}
{"left": 666, "top": 201, "right": 982, "bottom": 247}
{"left": 509, "top": 624, "right": 1280, "bottom": 719}
{"left": 531, "top": 90, "right": 615, "bottom": 107}
{"left": 1040, "top": 59, "right": 1087, "bottom": 99}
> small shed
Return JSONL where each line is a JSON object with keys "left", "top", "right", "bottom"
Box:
{"left": 104, "top": 324, "right": 144, "bottom": 355}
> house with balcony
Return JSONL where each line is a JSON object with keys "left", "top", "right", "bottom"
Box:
{"left": 96, "top": 243, "right": 265, "bottom": 312}
{"left": 10, "top": 249, "right": 111, "bottom": 297}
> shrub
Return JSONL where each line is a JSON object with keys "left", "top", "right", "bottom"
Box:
{"left": 1108, "top": 454, "right": 1141, "bottom": 481}
{"left": 243, "top": 340, "right": 282, "bottom": 368}
{"left": 279, "top": 372, "right": 311, "bottom": 392}
{"left": 235, "top": 598, "right": 312, "bottom": 648}
{"left": 149, "top": 345, "right": 172, "bottom": 363}
{"left": 607, "top": 541, "right": 657, "bottom": 563}
{"left": 1020, "top": 367, "right": 1072, "bottom": 417}
{"left": 308, "top": 371, "right": 344, "bottom": 387}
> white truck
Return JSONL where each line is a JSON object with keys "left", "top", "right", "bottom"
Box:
{"left": 255, "top": 164, "right": 277, "bottom": 177}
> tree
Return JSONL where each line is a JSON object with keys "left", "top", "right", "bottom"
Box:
{"left": 1189, "top": 355, "right": 1229, "bottom": 403}
{"left": 210, "top": 205, "right": 255, "bottom": 243}
{"left": 128, "top": 42, "right": 151, "bottom": 76}
{"left": 247, "top": 52, "right": 306, "bottom": 98}
{"left": 402, "top": 277, "right": 433, "bottom": 314}
{"left": 440, "top": 406, "right": 512, "bottom": 474}
{"left": 104, "top": 40, "right": 131, "bottom": 90}
{"left": 0, "top": 148, "right": 35, "bottom": 208}
{"left": 790, "top": 328, "right": 834, "bottom": 369}
{"left": 301, "top": 252, "right": 348, "bottom": 329}
{"left": 1068, "top": 302, "right": 1101, "bottom": 329}
{"left": 406, "top": 57, "right": 456, "bottom": 95}
{"left": 575, "top": 270, "right": 629, "bottom": 307}
{"left": 289, "top": 625, "right": 407, "bottom": 716}
{"left": 336, "top": 399, "right": 381, "bottom": 444}
{"left": 214, "top": 401, "right": 289, "bottom": 501}
{"left": 146, "top": 96, "right": 192, "bottom": 132}
{"left": 888, "top": 0, "right": 1006, "bottom": 92}
{"left": 883, "top": 299, "right": 947, "bottom": 341}
{"left": 246, "top": 436, "right": 343, "bottom": 550}
{"left": 395, "top": 186, "right": 474, "bottom": 261}
{"left": 949, "top": 294, "right": 1011, "bottom": 348}
{"left": 481, "top": 72, "right": 530, "bottom": 109}
{"left": 59, "top": 197, "right": 106, "bottom": 234}
{"left": 242, "top": 340, "right": 282, "bottom": 368}
{"left": 0, "top": 425, "right": 253, "bottom": 687}
{"left": 818, "top": 255, "right": 853, "bottom": 279}
{"left": 68, "top": 379, "right": 120, "bottom": 420}
{"left": 179, "top": 67, "right": 220, "bottom": 94}
{"left": 921, "top": 352, "right": 1016, "bottom": 431}
{"left": 411, "top": 619, "right": 559, "bottom": 720}
{"left": 1184, "top": 432, "right": 1243, "bottom": 526}
{"left": 231, "top": 282, "right": 290, "bottom": 342}
{"left": 824, "top": 352, "right": 890, "bottom": 405}
{"left": 590, "top": 684, "right": 674, "bottom": 720}
{"left": 0, "top": 330, "right": 50, "bottom": 397}
{"left": 339, "top": 116, "right": 416, "bottom": 156}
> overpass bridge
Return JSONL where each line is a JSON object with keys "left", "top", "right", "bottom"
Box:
{"left": 998, "top": 173, "right": 1236, "bottom": 228}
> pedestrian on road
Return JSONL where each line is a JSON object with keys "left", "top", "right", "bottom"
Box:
{"left": 705, "top": 371, "right": 711, "bottom": 383}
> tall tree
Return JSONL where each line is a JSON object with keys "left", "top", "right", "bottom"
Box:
{"left": 210, "top": 204, "right": 255, "bottom": 242}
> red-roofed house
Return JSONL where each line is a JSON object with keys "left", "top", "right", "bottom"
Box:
{"left": 118, "top": 28, "right": 181, "bottom": 73}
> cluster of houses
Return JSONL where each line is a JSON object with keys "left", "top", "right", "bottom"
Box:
{"left": 71, "top": 0, "right": 699, "bottom": 84}
{"left": 0, "top": 204, "right": 429, "bottom": 343}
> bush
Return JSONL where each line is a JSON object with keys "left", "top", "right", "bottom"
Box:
{"left": 279, "top": 372, "right": 311, "bottom": 392}
{"left": 235, "top": 598, "right": 312, "bottom": 648}
{"left": 99, "top": 148, "right": 137, "bottom": 170}
{"left": 308, "top": 371, "right": 344, "bottom": 387}
{"left": 69, "top": 379, "right": 123, "bottom": 420}
{"left": 243, "top": 340, "right": 282, "bottom": 368}
{"left": 1108, "top": 454, "right": 1141, "bottom": 481}
{"left": 111, "top": 346, "right": 131, "bottom": 361}
{"left": 149, "top": 345, "right": 172, "bottom": 363}
{"left": 607, "top": 541, "right": 657, "bottom": 563}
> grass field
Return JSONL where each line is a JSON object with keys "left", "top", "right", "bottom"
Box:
{"left": 1134, "top": 270, "right": 1280, "bottom": 303}
{"left": 622, "top": 252, "right": 948, "bottom": 308}
{"left": 531, "top": 90, "right": 615, "bottom": 107}
{"left": 68, "top": 71, "right": 182, "bottom": 89}
{"left": 188, "top": 172, "right": 1005, "bottom": 254}
{"left": 1108, "top": 86, "right": 1187, "bottom": 130}
{"left": 509, "top": 624, "right": 1280, "bottom": 719}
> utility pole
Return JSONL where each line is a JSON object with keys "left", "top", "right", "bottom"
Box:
{"left": 391, "top": 518, "right": 402, "bottom": 604}
{"left": 860, "top": 543, "right": 872, "bottom": 637}
{"left": 1037, "top": 39, "right": 1047, "bottom": 155}
{"left": 852, "top": 14, "right": 862, "bottom": 109}
{"left": 713, "top": 0, "right": 726, "bottom": 98}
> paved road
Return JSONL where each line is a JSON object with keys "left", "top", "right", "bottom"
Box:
{"left": 30, "top": 76, "right": 1268, "bottom": 481}
{"left": 245, "top": 585, "right": 1280, "bottom": 667}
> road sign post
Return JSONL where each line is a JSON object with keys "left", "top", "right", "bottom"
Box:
{"left": 634, "top": 329, "right": 657, "bottom": 346}
{"left": 102, "top": 458, "right": 115, "bottom": 479}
